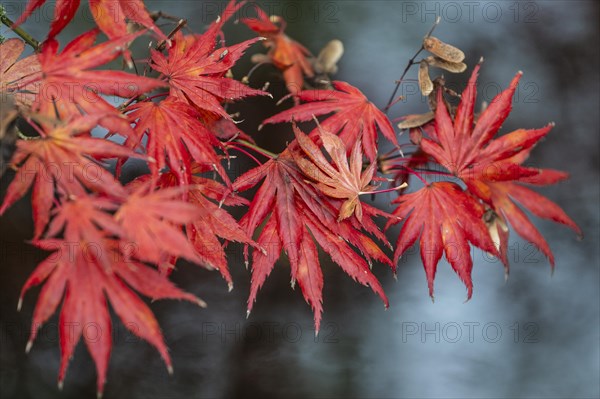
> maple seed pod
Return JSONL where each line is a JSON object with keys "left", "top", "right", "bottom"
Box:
{"left": 418, "top": 60, "right": 434, "bottom": 96}
{"left": 315, "top": 39, "right": 345, "bottom": 75}
{"left": 397, "top": 111, "right": 435, "bottom": 130}
{"left": 425, "top": 55, "right": 467, "bottom": 73}
{"left": 423, "top": 36, "right": 465, "bottom": 63}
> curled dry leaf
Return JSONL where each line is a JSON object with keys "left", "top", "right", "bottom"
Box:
{"left": 292, "top": 125, "right": 377, "bottom": 222}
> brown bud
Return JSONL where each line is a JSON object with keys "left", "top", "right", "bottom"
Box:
{"left": 315, "top": 39, "right": 344, "bottom": 75}
{"left": 418, "top": 60, "right": 434, "bottom": 96}
{"left": 423, "top": 36, "right": 465, "bottom": 63}
{"left": 250, "top": 53, "right": 270, "bottom": 64}
{"left": 425, "top": 55, "right": 467, "bottom": 73}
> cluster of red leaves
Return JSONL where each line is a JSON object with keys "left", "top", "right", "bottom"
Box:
{"left": 235, "top": 126, "right": 393, "bottom": 332}
{"left": 14, "top": 0, "right": 167, "bottom": 47}
{"left": 3, "top": 1, "right": 264, "bottom": 395}
{"left": 414, "top": 65, "right": 582, "bottom": 273}
{"left": 1, "top": 0, "right": 581, "bottom": 396}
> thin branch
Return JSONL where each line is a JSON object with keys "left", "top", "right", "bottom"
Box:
{"left": 0, "top": 12, "right": 40, "bottom": 51}
{"left": 383, "top": 16, "right": 441, "bottom": 114}
{"left": 383, "top": 47, "right": 423, "bottom": 114}
{"left": 156, "top": 18, "right": 187, "bottom": 51}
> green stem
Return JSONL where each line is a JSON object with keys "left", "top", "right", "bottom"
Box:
{"left": 0, "top": 11, "right": 40, "bottom": 51}
{"left": 234, "top": 139, "right": 277, "bottom": 159}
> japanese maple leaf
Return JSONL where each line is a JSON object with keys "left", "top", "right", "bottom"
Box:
{"left": 115, "top": 180, "right": 208, "bottom": 266}
{"left": 419, "top": 65, "right": 581, "bottom": 268}
{"left": 0, "top": 115, "right": 138, "bottom": 238}
{"left": 29, "top": 29, "right": 164, "bottom": 135}
{"left": 466, "top": 149, "right": 582, "bottom": 269}
{"left": 241, "top": 7, "right": 314, "bottom": 95}
{"left": 234, "top": 145, "right": 391, "bottom": 332}
{"left": 262, "top": 81, "right": 398, "bottom": 161}
{"left": 150, "top": 1, "right": 268, "bottom": 119}
{"left": 420, "top": 65, "right": 542, "bottom": 180}
{"left": 292, "top": 125, "right": 377, "bottom": 222}
{"left": 126, "top": 96, "right": 230, "bottom": 186}
{"left": 133, "top": 166, "right": 259, "bottom": 290}
{"left": 0, "top": 38, "right": 41, "bottom": 109}
{"left": 19, "top": 196, "right": 203, "bottom": 396}
{"left": 387, "top": 182, "right": 499, "bottom": 299}
{"left": 14, "top": 0, "right": 166, "bottom": 42}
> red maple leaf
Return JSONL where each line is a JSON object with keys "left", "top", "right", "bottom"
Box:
{"left": 0, "top": 38, "right": 41, "bottom": 109}
{"left": 126, "top": 96, "right": 230, "bottom": 186}
{"left": 262, "top": 81, "right": 398, "bottom": 161}
{"left": 27, "top": 29, "right": 164, "bottom": 134}
{"left": 466, "top": 151, "right": 582, "bottom": 269}
{"left": 14, "top": 0, "right": 167, "bottom": 42}
{"left": 115, "top": 180, "right": 209, "bottom": 266}
{"left": 387, "top": 182, "right": 499, "bottom": 299}
{"left": 418, "top": 65, "right": 581, "bottom": 269}
{"left": 234, "top": 136, "right": 392, "bottom": 332}
{"left": 19, "top": 195, "right": 204, "bottom": 396}
{"left": 241, "top": 7, "right": 315, "bottom": 95}
{"left": 150, "top": 1, "right": 268, "bottom": 119}
{"left": 132, "top": 166, "right": 259, "bottom": 290}
{"left": 0, "top": 115, "right": 139, "bottom": 238}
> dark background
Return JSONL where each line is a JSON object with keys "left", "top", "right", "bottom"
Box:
{"left": 1, "top": 1, "right": 599, "bottom": 398}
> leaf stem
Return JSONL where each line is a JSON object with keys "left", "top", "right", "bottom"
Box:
{"left": 0, "top": 11, "right": 40, "bottom": 51}
{"left": 156, "top": 18, "right": 187, "bottom": 51}
{"left": 233, "top": 139, "right": 277, "bottom": 159}
{"left": 399, "top": 165, "right": 428, "bottom": 186}
{"left": 228, "top": 144, "right": 263, "bottom": 166}
{"left": 363, "top": 182, "right": 408, "bottom": 195}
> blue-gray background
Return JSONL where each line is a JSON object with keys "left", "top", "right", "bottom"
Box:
{"left": 1, "top": 1, "right": 598, "bottom": 398}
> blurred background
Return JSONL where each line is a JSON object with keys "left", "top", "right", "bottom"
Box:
{"left": 1, "top": 1, "right": 598, "bottom": 398}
